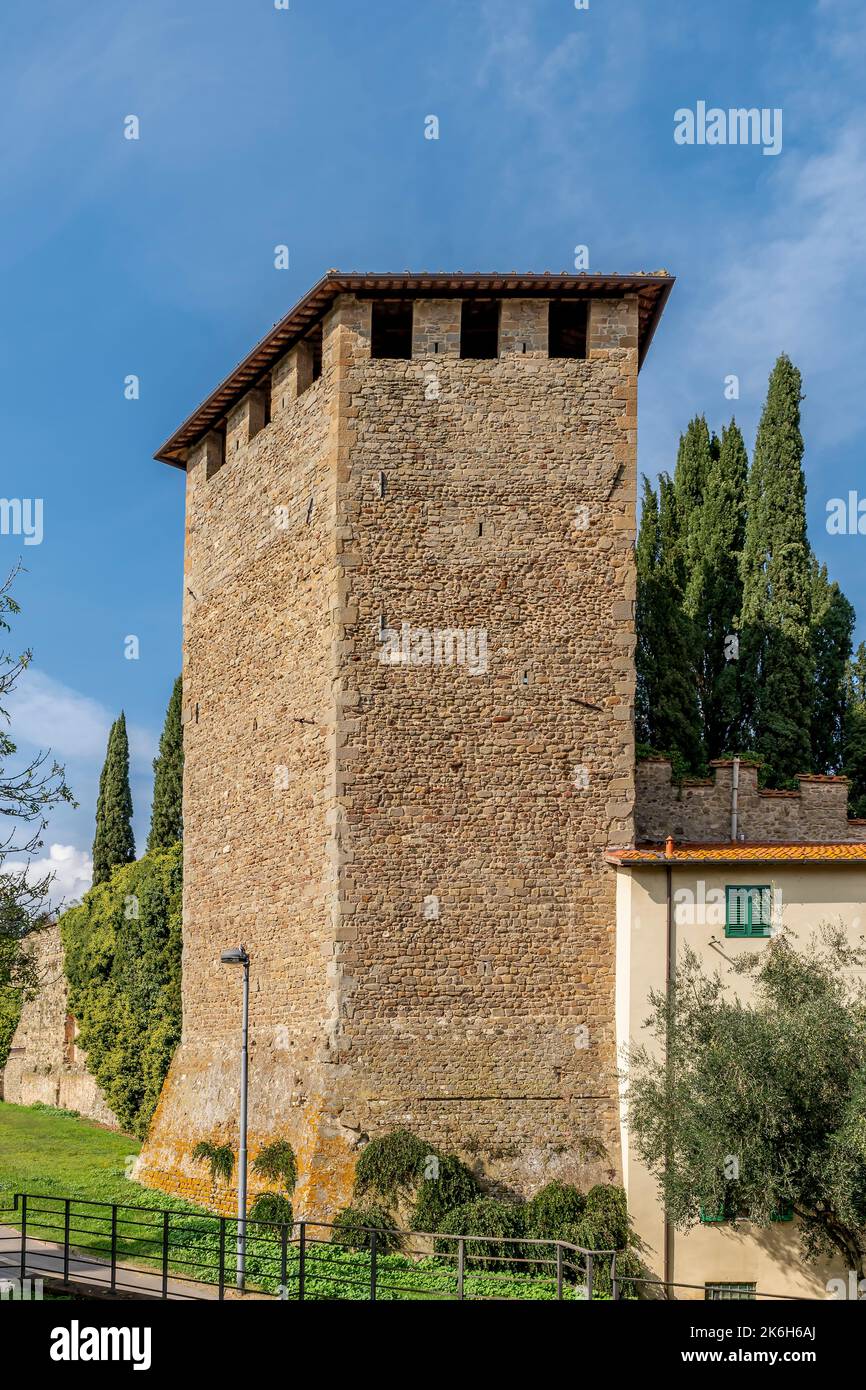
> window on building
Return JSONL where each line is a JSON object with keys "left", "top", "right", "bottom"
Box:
{"left": 699, "top": 1204, "right": 728, "bottom": 1225}
{"left": 705, "top": 1283, "right": 756, "bottom": 1301}
{"left": 549, "top": 300, "right": 588, "bottom": 358}
{"left": 206, "top": 426, "right": 226, "bottom": 480}
{"left": 304, "top": 323, "right": 323, "bottom": 383}
{"left": 460, "top": 300, "right": 500, "bottom": 359}
{"left": 371, "top": 300, "right": 414, "bottom": 359}
{"left": 725, "top": 886, "right": 773, "bottom": 937}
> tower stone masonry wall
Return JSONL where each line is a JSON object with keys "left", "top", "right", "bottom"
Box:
{"left": 138, "top": 290, "right": 641, "bottom": 1217}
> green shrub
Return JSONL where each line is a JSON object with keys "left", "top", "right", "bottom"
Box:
{"left": 60, "top": 844, "right": 182, "bottom": 1137}
{"left": 412, "top": 1153, "right": 479, "bottom": 1232}
{"left": 570, "top": 1184, "right": 644, "bottom": 1298}
{"left": 249, "top": 1192, "right": 293, "bottom": 1231}
{"left": 191, "top": 1141, "right": 234, "bottom": 1184}
{"left": 30, "top": 1102, "right": 81, "bottom": 1120}
{"left": 330, "top": 1204, "right": 402, "bottom": 1254}
{"left": 526, "top": 1181, "right": 586, "bottom": 1241}
{"left": 252, "top": 1140, "right": 297, "bottom": 1194}
{"left": 435, "top": 1197, "right": 527, "bottom": 1271}
{"left": 0, "top": 987, "right": 21, "bottom": 1072}
{"left": 583, "top": 1184, "right": 630, "bottom": 1248}
{"left": 353, "top": 1128, "right": 432, "bottom": 1202}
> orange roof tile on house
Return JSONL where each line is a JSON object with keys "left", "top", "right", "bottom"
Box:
{"left": 605, "top": 842, "right": 866, "bottom": 866}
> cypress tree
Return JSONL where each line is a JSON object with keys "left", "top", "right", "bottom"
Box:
{"left": 684, "top": 420, "right": 748, "bottom": 758}
{"left": 635, "top": 474, "right": 704, "bottom": 770}
{"left": 739, "top": 355, "right": 813, "bottom": 785}
{"left": 147, "top": 676, "right": 183, "bottom": 851}
{"left": 674, "top": 415, "right": 715, "bottom": 599}
{"left": 92, "top": 712, "right": 135, "bottom": 885}
{"left": 844, "top": 643, "right": 866, "bottom": 817}
{"left": 810, "top": 560, "right": 854, "bottom": 774}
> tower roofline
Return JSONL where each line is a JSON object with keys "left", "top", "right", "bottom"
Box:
{"left": 154, "top": 268, "right": 675, "bottom": 467}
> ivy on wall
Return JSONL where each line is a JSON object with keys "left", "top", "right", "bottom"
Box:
{"left": 60, "top": 843, "right": 182, "bottom": 1137}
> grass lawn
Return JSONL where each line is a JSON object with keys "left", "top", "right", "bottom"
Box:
{"left": 0, "top": 1101, "right": 595, "bottom": 1300}
{"left": 0, "top": 1100, "right": 150, "bottom": 1209}
{"left": 0, "top": 1100, "right": 221, "bottom": 1286}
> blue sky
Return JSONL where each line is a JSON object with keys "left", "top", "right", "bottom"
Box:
{"left": 2, "top": 0, "right": 865, "bottom": 900}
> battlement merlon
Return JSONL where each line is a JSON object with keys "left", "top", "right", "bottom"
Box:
{"left": 153, "top": 269, "right": 674, "bottom": 469}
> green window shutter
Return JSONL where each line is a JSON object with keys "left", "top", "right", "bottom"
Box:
{"left": 750, "top": 887, "right": 773, "bottom": 936}
{"left": 700, "top": 1204, "right": 727, "bottom": 1224}
{"left": 726, "top": 886, "right": 773, "bottom": 938}
{"left": 725, "top": 887, "right": 749, "bottom": 936}
{"left": 770, "top": 1204, "right": 794, "bottom": 1222}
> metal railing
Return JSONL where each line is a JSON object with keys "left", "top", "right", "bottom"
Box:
{"left": 0, "top": 1192, "right": 622, "bottom": 1301}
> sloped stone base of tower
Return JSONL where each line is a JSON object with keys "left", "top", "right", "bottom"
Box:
{"left": 135, "top": 1042, "right": 359, "bottom": 1218}
{"left": 137, "top": 1037, "right": 621, "bottom": 1220}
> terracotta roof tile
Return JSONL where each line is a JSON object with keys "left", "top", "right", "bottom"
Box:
{"left": 605, "top": 842, "right": 866, "bottom": 866}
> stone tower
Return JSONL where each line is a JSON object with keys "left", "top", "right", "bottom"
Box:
{"left": 138, "top": 271, "right": 674, "bottom": 1217}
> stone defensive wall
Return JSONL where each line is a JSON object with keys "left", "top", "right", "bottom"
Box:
{"left": 636, "top": 757, "right": 866, "bottom": 845}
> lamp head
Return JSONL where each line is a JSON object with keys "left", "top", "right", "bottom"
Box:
{"left": 220, "top": 946, "right": 249, "bottom": 966}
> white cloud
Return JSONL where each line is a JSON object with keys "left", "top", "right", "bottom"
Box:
{"left": 684, "top": 117, "right": 866, "bottom": 451}
{"left": 5, "top": 843, "right": 93, "bottom": 911}
{"left": 4, "top": 668, "right": 156, "bottom": 770}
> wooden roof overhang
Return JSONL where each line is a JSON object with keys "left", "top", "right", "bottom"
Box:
{"left": 155, "top": 269, "right": 674, "bottom": 468}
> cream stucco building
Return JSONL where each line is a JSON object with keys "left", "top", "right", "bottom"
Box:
{"left": 612, "top": 758, "right": 866, "bottom": 1299}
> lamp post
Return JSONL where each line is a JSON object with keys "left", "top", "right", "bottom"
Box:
{"left": 220, "top": 945, "right": 250, "bottom": 1291}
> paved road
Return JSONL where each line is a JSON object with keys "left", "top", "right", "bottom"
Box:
{"left": 0, "top": 1222, "right": 220, "bottom": 1300}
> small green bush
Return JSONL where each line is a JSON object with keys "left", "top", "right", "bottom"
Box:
{"left": 583, "top": 1184, "right": 629, "bottom": 1247}
{"left": 526, "top": 1181, "right": 586, "bottom": 1241}
{"left": 353, "top": 1128, "right": 432, "bottom": 1202}
{"left": 30, "top": 1102, "right": 81, "bottom": 1121}
{"left": 249, "top": 1191, "right": 293, "bottom": 1231}
{"left": 570, "top": 1185, "right": 644, "bottom": 1298}
{"left": 412, "top": 1153, "right": 479, "bottom": 1232}
{"left": 330, "top": 1204, "right": 402, "bottom": 1254}
{"left": 191, "top": 1141, "right": 234, "bottom": 1184}
{"left": 435, "top": 1198, "right": 527, "bottom": 1271}
{"left": 0, "top": 988, "right": 22, "bottom": 1072}
{"left": 252, "top": 1140, "right": 297, "bottom": 1194}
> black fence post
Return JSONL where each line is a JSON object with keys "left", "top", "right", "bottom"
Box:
{"left": 370, "top": 1231, "right": 378, "bottom": 1302}
{"left": 63, "top": 1199, "right": 71, "bottom": 1284}
{"left": 110, "top": 1205, "right": 118, "bottom": 1293}
{"left": 218, "top": 1217, "right": 226, "bottom": 1301}
{"left": 556, "top": 1244, "right": 563, "bottom": 1300}
{"left": 161, "top": 1211, "right": 169, "bottom": 1298}
{"left": 298, "top": 1222, "right": 306, "bottom": 1301}
{"left": 457, "top": 1238, "right": 465, "bottom": 1301}
{"left": 280, "top": 1222, "right": 288, "bottom": 1296}
{"left": 19, "top": 1194, "right": 27, "bottom": 1282}
{"left": 611, "top": 1252, "right": 619, "bottom": 1302}
{"left": 586, "top": 1252, "right": 594, "bottom": 1302}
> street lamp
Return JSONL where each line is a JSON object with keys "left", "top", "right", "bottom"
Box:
{"left": 220, "top": 945, "right": 250, "bottom": 1291}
